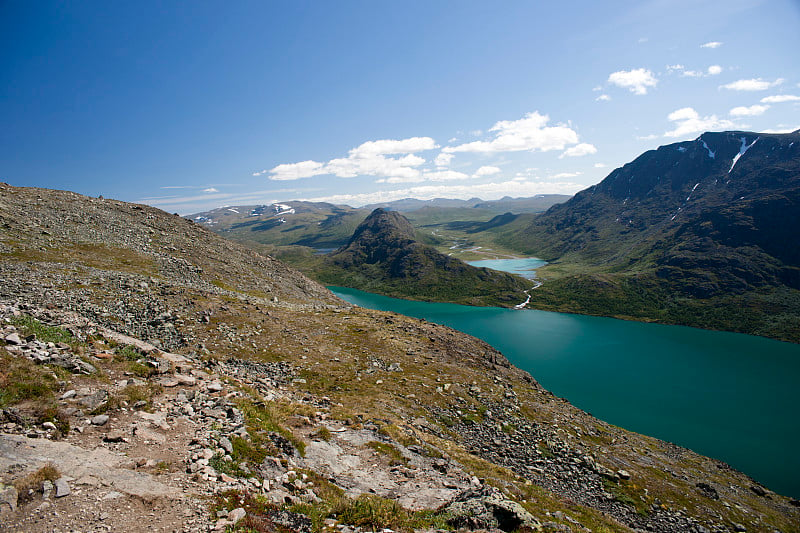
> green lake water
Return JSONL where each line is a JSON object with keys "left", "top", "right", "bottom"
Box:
{"left": 330, "top": 285, "right": 800, "bottom": 498}
{"left": 466, "top": 257, "right": 547, "bottom": 280}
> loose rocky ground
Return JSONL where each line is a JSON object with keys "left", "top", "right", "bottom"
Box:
{"left": 1, "top": 184, "right": 799, "bottom": 533}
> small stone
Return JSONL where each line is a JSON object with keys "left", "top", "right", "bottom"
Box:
{"left": 0, "top": 484, "right": 19, "bottom": 515}
{"left": 42, "top": 480, "right": 54, "bottom": 499}
{"left": 207, "top": 381, "right": 224, "bottom": 392}
{"left": 54, "top": 477, "right": 71, "bottom": 498}
{"left": 617, "top": 469, "right": 631, "bottom": 480}
{"left": 4, "top": 333, "right": 22, "bottom": 345}
{"left": 91, "top": 414, "right": 110, "bottom": 426}
{"left": 80, "top": 389, "right": 109, "bottom": 411}
{"left": 60, "top": 390, "right": 77, "bottom": 400}
{"left": 219, "top": 436, "right": 233, "bottom": 455}
{"left": 228, "top": 507, "right": 246, "bottom": 523}
{"left": 42, "top": 421, "right": 58, "bottom": 431}
{"left": 103, "top": 431, "right": 127, "bottom": 443}
{"left": 174, "top": 374, "right": 196, "bottom": 386}
{"left": 733, "top": 523, "right": 746, "bottom": 532}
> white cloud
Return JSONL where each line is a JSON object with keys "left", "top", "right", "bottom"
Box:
{"left": 595, "top": 94, "right": 611, "bottom": 102}
{"left": 669, "top": 64, "right": 723, "bottom": 78}
{"left": 325, "top": 153, "right": 425, "bottom": 179}
{"left": 594, "top": 163, "right": 607, "bottom": 168}
{"left": 269, "top": 160, "right": 327, "bottom": 181}
{"left": 375, "top": 169, "right": 472, "bottom": 184}
{"left": 443, "top": 112, "right": 580, "bottom": 154}
{"left": 434, "top": 152, "right": 454, "bottom": 167}
{"left": 473, "top": 166, "right": 501, "bottom": 177}
{"left": 760, "top": 94, "right": 800, "bottom": 104}
{"left": 349, "top": 137, "right": 437, "bottom": 157}
{"left": 559, "top": 143, "right": 597, "bottom": 158}
{"left": 665, "top": 107, "right": 736, "bottom": 138}
{"left": 720, "top": 78, "right": 784, "bottom": 91}
{"left": 637, "top": 134, "right": 659, "bottom": 140}
{"left": 730, "top": 104, "right": 769, "bottom": 117}
{"left": 266, "top": 136, "right": 434, "bottom": 181}
{"left": 608, "top": 68, "right": 658, "bottom": 95}
{"left": 759, "top": 125, "right": 800, "bottom": 134}
{"left": 423, "top": 170, "right": 470, "bottom": 181}
{"left": 376, "top": 176, "right": 425, "bottom": 184}
{"left": 548, "top": 172, "right": 582, "bottom": 179}
{"left": 304, "top": 179, "right": 582, "bottom": 207}
{"left": 701, "top": 41, "right": 723, "bottom": 48}
{"left": 203, "top": 187, "right": 219, "bottom": 193}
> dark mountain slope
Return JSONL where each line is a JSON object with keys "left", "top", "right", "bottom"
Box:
{"left": 505, "top": 130, "right": 800, "bottom": 340}
{"left": 318, "top": 209, "right": 531, "bottom": 307}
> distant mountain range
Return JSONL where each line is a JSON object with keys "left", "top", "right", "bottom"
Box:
{"left": 504, "top": 130, "right": 800, "bottom": 341}
{"left": 362, "top": 194, "right": 570, "bottom": 213}
{"left": 188, "top": 195, "right": 570, "bottom": 250}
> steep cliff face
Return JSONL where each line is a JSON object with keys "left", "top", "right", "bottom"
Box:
{"left": 324, "top": 209, "right": 530, "bottom": 307}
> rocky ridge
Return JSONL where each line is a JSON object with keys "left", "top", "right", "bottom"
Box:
{"left": 0, "top": 183, "right": 798, "bottom": 532}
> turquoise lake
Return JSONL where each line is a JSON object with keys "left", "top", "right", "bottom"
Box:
{"left": 466, "top": 257, "right": 547, "bottom": 279}
{"left": 330, "top": 285, "right": 800, "bottom": 499}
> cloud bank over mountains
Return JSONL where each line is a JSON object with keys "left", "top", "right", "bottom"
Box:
{"left": 256, "top": 111, "right": 597, "bottom": 187}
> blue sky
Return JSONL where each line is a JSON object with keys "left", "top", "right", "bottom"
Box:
{"left": 2, "top": 1, "right": 799, "bottom": 214}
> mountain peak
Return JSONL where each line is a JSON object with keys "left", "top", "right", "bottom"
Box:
{"left": 345, "top": 208, "right": 417, "bottom": 250}
{"left": 323, "top": 208, "right": 530, "bottom": 306}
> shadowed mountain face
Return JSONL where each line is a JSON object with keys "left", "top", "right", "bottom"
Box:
{"left": 508, "top": 130, "right": 800, "bottom": 341}
{"left": 323, "top": 209, "right": 531, "bottom": 307}
{"left": 334, "top": 209, "right": 418, "bottom": 268}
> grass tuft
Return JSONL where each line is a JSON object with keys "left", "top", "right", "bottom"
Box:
{"left": 13, "top": 464, "right": 61, "bottom": 503}
{"left": 10, "top": 315, "right": 77, "bottom": 346}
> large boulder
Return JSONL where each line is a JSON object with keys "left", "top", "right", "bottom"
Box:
{"left": 442, "top": 486, "right": 541, "bottom": 531}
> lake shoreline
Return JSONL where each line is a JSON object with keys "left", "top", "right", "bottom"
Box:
{"left": 330, "top": 285, "right": 800, "bottom": 499}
